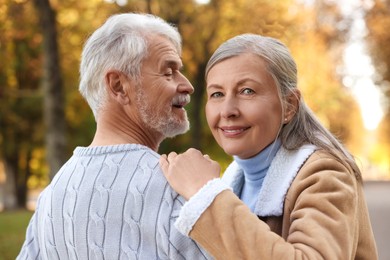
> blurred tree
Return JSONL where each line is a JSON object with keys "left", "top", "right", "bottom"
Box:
{"left": 372, "top": 114, "right": 390, "bottom": 174}
{"left": 0, "top": 0, "right": 119, "bottom": 209}
{"left": 289, "top": 1, "right": 364, "bottom": 155}
{"left": 55, "top": 0, "right": 120, "bottom": 154}
{"left": 0, "top": 0, "right": 44, "bottom": 209}
{"left": 33, "top": 0, "right": 67, "bottom": 180}
{"left": 365, "top": 0, "right": 390, "bottom": 102}
{"left": 364, "top": 0, "right": 390, "bottom": 173}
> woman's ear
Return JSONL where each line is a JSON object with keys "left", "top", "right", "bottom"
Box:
{"left": 105, "top": 70, "right": 131, "bottom": 105}
{"left": 284, "top": 89, "right": 301, "bottom": 123}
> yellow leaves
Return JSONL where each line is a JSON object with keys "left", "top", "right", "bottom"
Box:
{"left": 57, "top": 8, "right": 79, "bottom": 27}
{"left": 28, "top": 149, "right": 44, "bottom": 171}
{"left": 287, "top": 3, "right": 367, "bottom": 154}
{"left": 27, "top": 149, "right": 49, "bottom": 189}
{"left": 0, "top": 161, "right": 5, "bottom": 184}
{"left": 0, "top": 4, "right": 7, "bottom": 19}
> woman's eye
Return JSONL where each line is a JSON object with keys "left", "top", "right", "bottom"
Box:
{"left": 241, "top": 88, "right": 254, "bottom": 95}
{"left": 210, "top": 92, "right": 223, "bottom": 98}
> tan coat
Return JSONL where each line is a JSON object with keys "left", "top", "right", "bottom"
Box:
{"left": 189, "top": 151, "right": 378, "bottom": 260}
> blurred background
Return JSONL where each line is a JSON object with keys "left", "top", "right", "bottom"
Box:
{"left": 0, "top": 0, "right": 389, "bottom": 259}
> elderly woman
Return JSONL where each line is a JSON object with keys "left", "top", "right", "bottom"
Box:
{"left": 160, "top": 34, "right": 378, "bottom": 259}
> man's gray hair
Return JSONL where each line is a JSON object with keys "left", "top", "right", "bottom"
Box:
{"left": 206, "top": 34, "right": 361, "bottom": 179}
{"left": 79, "top": 13, "right": 181, "bottom": 119}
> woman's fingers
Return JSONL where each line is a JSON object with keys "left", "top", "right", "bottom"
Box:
{"left": 167, "top": 151, "right": 178, "bottom": 163}
{"left": 160, "top": 152, "right": 179, "bottom": 177}
{"left": 159, "top": 154, "right": 169, "bottom": 175}
{"left": 159, "top": 149, "right": 221, "bottom": 200}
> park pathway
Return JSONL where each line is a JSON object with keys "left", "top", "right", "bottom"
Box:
{"left": 363, "top": 181, "right": 390, "bottom": 260}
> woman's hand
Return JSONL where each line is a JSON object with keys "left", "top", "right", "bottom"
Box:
{"left": 160, "top": 148, "right": 221, "bottom": 200}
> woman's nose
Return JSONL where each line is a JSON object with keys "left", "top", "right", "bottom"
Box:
{"left": 220, "top": 97, "right": 240, "bottom": 119}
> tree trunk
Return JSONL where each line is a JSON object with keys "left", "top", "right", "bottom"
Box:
{"left": 2, "top": 159, "right": 18, "bottom": 210}
{"left": 15, "top": 148, "right": 32, "bottom": 209}
{"left": 191, "top": 62, "right": 207, "bottom": 150}
{"left": 146, "top": 0, "right": 153, "bottom": 14}
{"left": 33, "top": 0, "right": 66, "bottom": 180}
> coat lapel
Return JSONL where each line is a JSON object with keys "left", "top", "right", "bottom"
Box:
{"left": 222, "top": 145, "right": 316, "bottom": 217}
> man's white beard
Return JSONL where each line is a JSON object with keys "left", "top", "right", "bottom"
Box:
{"left": 136, "top": 87, "right": 190, "bottom": 138}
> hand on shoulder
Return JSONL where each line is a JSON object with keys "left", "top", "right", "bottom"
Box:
{"left": 160, "top": 148, "right": 221, "bottom": 200}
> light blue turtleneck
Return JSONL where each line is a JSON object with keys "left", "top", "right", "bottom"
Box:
{"left": 234, "top": 139, "right": 281, "bottom": 211}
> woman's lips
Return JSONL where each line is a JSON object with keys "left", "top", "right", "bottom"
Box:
{"left": 219, "top": 126, "right": 250, "bottom": 137}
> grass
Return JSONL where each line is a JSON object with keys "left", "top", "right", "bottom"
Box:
{"left": 0, "top": 210, "right": 33, "bottom": 260}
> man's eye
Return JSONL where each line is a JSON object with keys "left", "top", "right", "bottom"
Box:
{"left": 164, "top": 69, "right": 173, "bottom": 76}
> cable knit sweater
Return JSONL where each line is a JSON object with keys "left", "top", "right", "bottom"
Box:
{"left": 17, "top": 144, "right": 211, "bottom": 260}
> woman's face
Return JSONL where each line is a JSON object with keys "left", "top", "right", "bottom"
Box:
{"left": 205, "top": 53, "right": 283, "bottom": 159}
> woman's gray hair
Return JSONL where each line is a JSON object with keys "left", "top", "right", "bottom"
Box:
{"left": 79, "top": 13, "right": 181, "bottom": 119}
{"left": 206, "top": 34, "right": 361, "bottom": 179}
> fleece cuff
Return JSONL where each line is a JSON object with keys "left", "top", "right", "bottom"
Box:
{"left": 174, "top": 178, "right": 232, "bottom": 236}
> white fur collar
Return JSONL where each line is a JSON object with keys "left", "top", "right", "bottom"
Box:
{"left": 222, "top": 145, "right": 316, "bottom": 216}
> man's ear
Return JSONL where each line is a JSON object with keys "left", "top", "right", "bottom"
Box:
{"left": 105, "top": 70, "right": 131, "bottom": 105}
{"left": 284, "top": 89, "right": 301, "bottom": 123}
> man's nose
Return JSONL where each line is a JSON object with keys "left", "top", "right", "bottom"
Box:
{"left": 177, "top": 72, "right": 194, "bottom": 94}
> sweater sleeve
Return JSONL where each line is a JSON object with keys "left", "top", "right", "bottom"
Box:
{"left": 16, "top": 189, "right": 46, "bottom": 260}
{"left": 186, "top": 156, "right": 375, "bottom": 260}
{"left": 155, "top": 183, "right": 214, "bottom": 259}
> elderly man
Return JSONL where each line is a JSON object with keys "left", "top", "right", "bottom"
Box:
{"left": 17, "top": 13, "right": 211, "bottom": 259}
